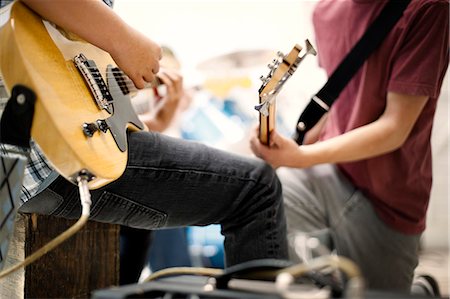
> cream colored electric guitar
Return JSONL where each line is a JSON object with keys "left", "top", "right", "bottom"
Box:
{"left": 0, "top": 1, "right": 152, "bottom": 189}
{"left": 256, "top": 41, "right": 316, "bottom": 145}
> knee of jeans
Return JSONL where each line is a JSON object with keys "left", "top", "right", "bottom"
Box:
{"left": 260, "top": 162, "right": 283, "bottom": 205}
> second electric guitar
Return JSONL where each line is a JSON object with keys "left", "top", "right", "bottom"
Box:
{"left": 256, "top": 41, "right": 316, "bottom": 145}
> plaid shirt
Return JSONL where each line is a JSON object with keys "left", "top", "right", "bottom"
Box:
{"left": 20, "top": 141, "right": 54, "bottom": 202}
{"left": 0, "top": 82, "right": 54, "bottom": 203}
{"left": 0, "top": 141, "right": 53, "bottom": 203}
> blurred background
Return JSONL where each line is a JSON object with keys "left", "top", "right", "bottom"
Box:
{"left": 114, "top": 0, "right": 448, "bottom": 291}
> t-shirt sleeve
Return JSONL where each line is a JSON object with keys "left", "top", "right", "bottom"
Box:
{"left": 388, "top": 1, "right": 449, "bottom": 98}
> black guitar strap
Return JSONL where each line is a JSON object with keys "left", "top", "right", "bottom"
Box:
{"left": 293, "top": 0, "right": 412, "bottom": 145}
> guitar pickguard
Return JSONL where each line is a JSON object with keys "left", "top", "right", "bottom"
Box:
{"left": 105, "top": 65, "right": 145, "bottom": 152}
{"left": 74, "top": 53, "right": 145, "bottom": 152}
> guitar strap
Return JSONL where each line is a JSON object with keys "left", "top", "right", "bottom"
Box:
{"left": 293, "top": 0, "right": 412, "bottom": 145}
{"left": 0, "top": 85, "right": 35, "bottom": 271}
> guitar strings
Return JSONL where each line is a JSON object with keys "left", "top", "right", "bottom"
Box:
{"left": 80, "top": 66, "right": 159, "bottom": 93}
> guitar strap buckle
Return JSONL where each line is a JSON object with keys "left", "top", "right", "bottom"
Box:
{"left": 311, "top": 95, "right": 330, "bottom": 112}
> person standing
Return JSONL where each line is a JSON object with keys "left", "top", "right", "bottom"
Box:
{"left": 250, "top": 0, "right": 449, "bottom": 292}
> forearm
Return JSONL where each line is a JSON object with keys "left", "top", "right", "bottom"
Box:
{"left": 139, "top": 115, "right": 165, "bottom": 132}
{"left": 138, "top": 101, "right": 179, "bottom": 132}
{"left": 297, "top": 118, "right": 403, "bottom": 167}
{"left": 139, "top": 112, "right": 170, "bottom": 133}
{"left": 292, "top": 92, "right": 428, "bottom": 168}
{"left": 154, "top": 105, "right": 178, "bottom": 131}
{"left": 20, "top": 0, "right": 131, "bottom": 55}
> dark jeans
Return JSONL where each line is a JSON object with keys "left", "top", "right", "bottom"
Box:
{"left": 119, "top": 226, "right": 153, "bottom": 285}
{"left": 20, "top": 131, "right": 288, "bottom": 266}
{"left": 119, "top": 227, "right": 192, "bottom": 285}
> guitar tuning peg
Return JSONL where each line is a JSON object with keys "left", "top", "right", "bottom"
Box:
{"left": 268, "top": 63, "right": 274, "bottom": 69}
{"left": 277, "top": 51, "right": 284, "bottom": 57}
{"left": 260, "top": 75, "right": 266, "bottom": 81}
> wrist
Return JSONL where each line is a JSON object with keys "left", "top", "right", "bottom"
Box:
{"left": 295, "top": 145, "right": 321, "bottom": 168}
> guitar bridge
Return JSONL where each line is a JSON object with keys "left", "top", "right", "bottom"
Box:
{"left": 74, "top": 53, "right": 113, "bottom": 114}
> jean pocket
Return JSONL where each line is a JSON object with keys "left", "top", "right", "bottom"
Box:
{"left": 90, "top": 191, "right": 167, "bottom": 229}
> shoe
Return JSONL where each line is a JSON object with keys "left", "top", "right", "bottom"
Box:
{"left": 411, "top": 274, "right": 441, "bottom": 298}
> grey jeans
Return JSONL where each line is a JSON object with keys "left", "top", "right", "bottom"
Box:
{"left": 277, "top": 164, "right": 421, "bottom": 292}
{"left": 19, "top": 131, "right": 288, "bottom": 266}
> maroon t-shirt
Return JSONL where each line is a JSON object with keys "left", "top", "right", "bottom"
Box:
{"left": 314, "top": 0, "right": 449, "bottom": 234}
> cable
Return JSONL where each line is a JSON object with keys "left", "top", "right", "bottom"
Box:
{"left": 143, "top": 267, "right": 224, "bottom": 283}
{"left": 0, "top": 175, "right": 92, "bottom": 280}
{"left": 275, "top": 255, "right": 364, "bottom": 299}
{"left": 142, "top": 255, "right": 364, "bottom": 298}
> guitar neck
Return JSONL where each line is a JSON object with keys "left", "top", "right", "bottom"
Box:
{"left": 258, "top": 97, "right": 276, "bottom": 146}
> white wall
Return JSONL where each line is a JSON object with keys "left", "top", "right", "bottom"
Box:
{"left": 426, "top": 71, "right": 449, "bottom": 249}
{"left": 114, "top": 0, "right": 449, "bottom": 249}
{"left": 114, "top": 0, "right": 326, "bottom": 102}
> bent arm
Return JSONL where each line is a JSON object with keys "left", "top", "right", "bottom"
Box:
{"left": 21, "top": 0, "right": 128, "bottom": 56}
{"left": 21, "top": 0, "right": 161, "bottom": 88}
{"left": 296, "top": 92, "right": 428, "bottom": 167}
{"left": 251, "top": 92, "right": 428, "bottom": 168}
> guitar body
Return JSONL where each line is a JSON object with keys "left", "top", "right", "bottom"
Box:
{"left": 0, "top": 2, "right": 144, "bottom": 189}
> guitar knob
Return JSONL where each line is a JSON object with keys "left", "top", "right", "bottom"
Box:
{"left": 82, "top": 122, "right": 98, "bottom": 137}
{"left": 96, "top": 119, "right": 109, "bottom": 133}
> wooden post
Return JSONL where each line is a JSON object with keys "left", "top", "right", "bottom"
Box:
{"left": 1, "top": 213, "right": 120, "bottom": 298}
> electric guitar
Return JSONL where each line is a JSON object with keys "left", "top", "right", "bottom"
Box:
{"left": 255, "top": 41, "right": 316, "bottom": 145}
{"left": 0, "top": 1, "right": 153, "bottom": 189}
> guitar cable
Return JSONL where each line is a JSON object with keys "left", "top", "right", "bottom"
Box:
{"left": 0, "top": 174, "right": 92, "bottom": 280}
{"left": 142, "top": 255, "right": 364, "bottom": 299}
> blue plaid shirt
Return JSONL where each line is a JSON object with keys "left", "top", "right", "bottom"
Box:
{"left": 20, "top": 142, "right": 54, "bottom": 202}
{"left": 0, "top": 141, "right": 53, "bottom": 203}
{"left": 0, "top": 75, "right": 54, "bottom": 203}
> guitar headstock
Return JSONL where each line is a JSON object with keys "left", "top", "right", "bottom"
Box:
{"left": 258, "top": 45, "right": 301, "bottom": 102}
{"left": 256, "top": 40, "right": 316, "bottom": 145}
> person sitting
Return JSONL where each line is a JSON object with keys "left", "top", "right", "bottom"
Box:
{"left": 8, "top": 0, "right": 288, "bottom": 277}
